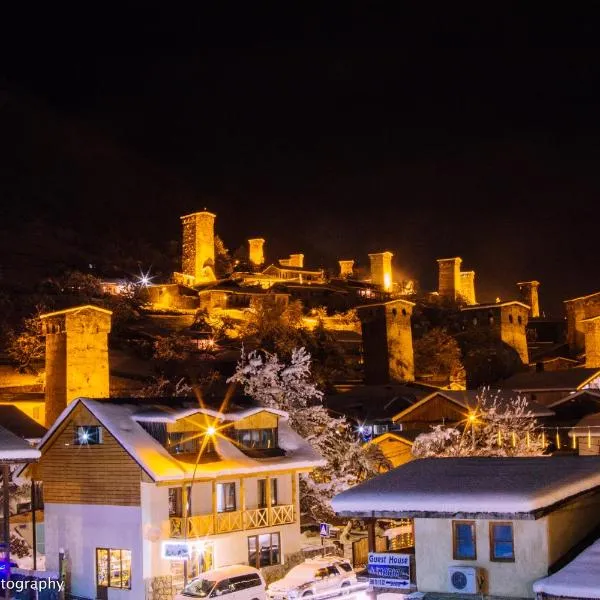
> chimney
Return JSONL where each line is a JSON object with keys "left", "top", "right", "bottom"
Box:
{"left": 248, "top": 238, "right": 265, "bottom": 267}
{"left": 368, "top": 252, "right": 394, "bottom": 292}
{"left": 338, "top": 260, "right": 354, "bottom": 278}
{"left": 41, "top": 305, "right": 112, "bottom": 427}
{"left": 517, "top": 281, "right": 540, "bottom": 318}
{"left": 437, "top": 257, "right": 462, "bottom": 300}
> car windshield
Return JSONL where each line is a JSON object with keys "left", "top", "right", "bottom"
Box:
{"left": 182, "top": 578, "right": 217, "bottom": 597}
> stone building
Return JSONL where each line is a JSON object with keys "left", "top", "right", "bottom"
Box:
{"left": 338, "top": 260, "right": 354, "bottom": 278}
{"left": 279, "top": 254, "right": 304, "bottom": 268}
{"left": 564, "top": 291, "right": 600, "bottom": 354}
{"left": 459, "top": 270, "right": 477, "bottom": 305}
{"left": 357, "top": 298, "right": 415, "bottom": 383}
{"left": 40, "top": 305, "right": 112, "bottom": 427}
{"left": 461, "top": 301, "right": 530, "bottom": 364}
{"left": 248, "top": 238, "right": 265, "bottom": 267}
{"left": 175, "top": 210, "right": 217, "bottom": 285}
{"left": 518, "top": 280, "right": 540, "bottom": 318}
{"left": 368, "top": 251, "right": 393, "bottom": 292}
{"left": 583, "top": 315, "right": 600, "bottom": 369}
{"left": 437, "top": 257, "right": 462, "bottom": 301}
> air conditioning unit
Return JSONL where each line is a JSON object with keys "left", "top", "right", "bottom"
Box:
{"left": 448, "top": 566, "right": 480, "bottom": 593}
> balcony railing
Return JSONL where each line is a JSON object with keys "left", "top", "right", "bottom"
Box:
{"left": 169, "top": 504, "right": 295, "bottom": 538}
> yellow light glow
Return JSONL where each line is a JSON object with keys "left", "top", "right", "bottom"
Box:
{"left": 468, "top": 413, "right": 476, "bottom": 423}
{"left": 206, "top": 426, "right": 216, "bottom": 436}
{"left": 383, "top": 272, "right": 392, "bottom": 291}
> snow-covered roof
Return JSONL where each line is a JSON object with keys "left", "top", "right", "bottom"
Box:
{"left": 332, "top": 456, "right": 600, "bottom": 519}
{"left": 0, "top": 426, "right": 40, "bottom": 462}
{"left": 36, "top": 398, "right": 323, "bottom": 482}
{"left": 533, "top": 537, "right": 600, "bottom": 598}
{"left": 501, "top": 368, "right": 600, "bottom": 392}
{"left": 132, "top": 406, "right": 288, "bottom": 423}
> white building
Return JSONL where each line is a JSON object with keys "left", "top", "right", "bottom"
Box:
{"left": 23, "top": 397, "right": 324, "bottom": 600}
{"left": 332, "top": 456, "right": 600, "bottom": 598}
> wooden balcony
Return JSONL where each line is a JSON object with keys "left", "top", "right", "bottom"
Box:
{"left": 169, "top": 504, "right": 295, "bottom": 538}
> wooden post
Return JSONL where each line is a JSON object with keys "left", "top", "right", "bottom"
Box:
{"left": 266, "top": 476, "right": 272, "bottom": 526}
{"left": 240, "top": 478, "right": 246, "bottom": 529}
{"left": 31, "top": 482, "right": 37, "bottom": 571}
{"left": 212, "top": 480, "right": 217, "bottom": 529}
{"left": 3, "top": 465, "right": 10, "bottom": 600}
{"left": 291, "top": 473, "right": 297, "bottom": 522}
{"left": 367, "top": 518, "right": 376, "bottom": 553}
{"left": 182, "top": 485, "right": 189, "bottom": 586}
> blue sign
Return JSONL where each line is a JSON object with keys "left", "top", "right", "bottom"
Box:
{"left": 319, "top": 523, "right": 330, "bottom": 537}
{"left": 367, "top": 553, "right": 410, "bottom": 589}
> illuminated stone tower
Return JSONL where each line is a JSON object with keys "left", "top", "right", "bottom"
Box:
{"left": 280, "top": 254, "right": 304, "bottom": 268}
{"left": 564, "top": 292, "right": 600, "bottom": 353}
{"left": 180, "top": 210, "right": 216, "bottom": 284}
{"left": 517, "top": 281, "right": 540, "bottom": 318}
{"left": 368, "top": 251, "right": 393, "bottom": 292}
{"left": 583, "top": 316, "right": 600, "bottom": 368}
{"left": 338, "top": 260, "right": 354, "bottom": 278}
{"left": 357, "top": 299, "right": 415, "bottom": 383}
{"left": 41, "top": 305, "right": 112, "bottom": 426}
{"left": 459, "top": 271, "right": 477, "bottom": 305}
{"left": 437, "top": 257, "right": 462, "bottom": 300}
{"left": 248, "top": 238, "right": 265, "bottom": 267}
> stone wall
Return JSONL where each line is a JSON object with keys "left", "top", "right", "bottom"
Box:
{"left": 248, "top": 238, "right": 265, "bottom": 266}
{"left": 437, "top": 257, "right": 462, "bottom": 300}
{"left": 518, "top": 280, "right": 540, "bottom": 318}
{"left": 565, "top": 292, "right": 600, "bottom": 353}
{"left": 180, "top": 211, "right": 216, "bottom": 283}
{"left": 584, "top": 317, "right": 600, "bottom": 368}
{"left": 459, "top": 270, "right": 476, "bottom": 305}
{"left": 368, "top": 252, "right": 393, "bottom": 291}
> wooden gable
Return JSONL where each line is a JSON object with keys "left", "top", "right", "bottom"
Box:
{"left": 31, "top": 402, "right": 144, "bottom": 506}
{"left": 393, "top": 393, "right": 467, "bottom": 430}
{"left": 233, "top": 410, "right": 279, "bottom": 430}
{"left": 371, "top": 434, "right": 414, "bottom": 470}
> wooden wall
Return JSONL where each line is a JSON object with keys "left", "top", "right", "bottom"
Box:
{"left": 32, "top": 403, "right": 143, "bottom": 506}
{"left": 396, "top": 395, "right": 466, "bottom": 430}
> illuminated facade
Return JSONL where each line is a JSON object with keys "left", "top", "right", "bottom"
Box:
{"left": 248, "top": 238, "right": 265, "bottom": 267}
{"left": 279, "top": 254, "right": 304, "bottom": 268}
{"left": 564, "top": 291, "right": 600, "bottom": 353}
{"left": 583, "top": 315, "right": 600, "bottom": 369}
{"left": 357, "top": 298, "right": 415, "bottom": 383}
{"left": 40, "top": 305, "right": 112, "bottom": 427}
{"left": 437, "top": 257, "right": 462, "bottom": 301}
{"left": 518, "top": 280, "right": 540, "bottom": 318}
{"left": 459, "top": 270, "right": 477, "bottom": 305}
{"left": 338, "top": 260, "right": 354, "bottom": 278}
{"left": 175, "top": 211, "right": 217, "bottom": 285}
{"left": 368, "top": 251, "right": 393, "bottom": 292}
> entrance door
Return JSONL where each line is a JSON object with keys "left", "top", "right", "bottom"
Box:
{"left": 96, "top": 549, "right": 109, "bottom": 600}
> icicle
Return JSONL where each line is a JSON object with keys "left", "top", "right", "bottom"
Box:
{"left": 589, "top": 428, "right": 592, "bottom": 449}
{"left": 556, "top": 428, "right": 560, "bottom": 449}
{"left": 498, "top": 430, "right": 502, "bottom": 446}
{"left": 511, "top": 432, "right": 516, "bottom": 448}
{"left": 526, "top": 431, "right": 530, "bottom": 448}
{"left": 572, "top": 432, "right": 577, "bottom": 450}
{"left": 542, "top": 430, "right": 546, "bottom": 447}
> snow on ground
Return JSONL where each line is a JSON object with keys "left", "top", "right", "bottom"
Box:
{"left": 533, "top": 537, "right": 600, "bottom": 599}
{"left": 14, "top": 554, "right": 46, "bottom": 571}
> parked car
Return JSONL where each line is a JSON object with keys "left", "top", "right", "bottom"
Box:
{"left": 175, "top": 565, "right": 266, "bottom": 600}
{"left": 266, "top": 557, "right": 357, "bottom": 599}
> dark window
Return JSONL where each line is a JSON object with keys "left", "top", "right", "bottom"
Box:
{"left": 168, "top": 486, "right": 191, "bottom": 518}
{"left": 518, "top": 316, "right": 523, "bottom": 325}
{"left": 509, "top": 314, "right": 514, "bottom": 324}
{"left": 490, "top": 522, "right": 515, "bottom": 561}
{"left": 453, "top": 521, "right": 476, "bottom": 560}
{"left": 74, "top": 426, "right": 102, "bottom": 445}
{"left": 337, "top": 562, "right": 353, "bottom": 573}
{"left": 314, "top": 568, "right": 329, "bottom": 580}
{"left": 257, "top": 479, "right": 278, "bottom": 508}
{"left": 217, "top": 482, "right": 236, "bottom": 513}
{"left": 248, "top": 532, "right": 280, "bottom": 568}
{"left": 326, "top": 566, "right": 339, "bottom": 577}
{"left": 213, "top": 580, "right": 235, "bottom": 596}
{"left": 237, "top": 428, "right": 278, "bottom": 450}
{"left": 229, "top": 574, "right": 262, "bottom": 591}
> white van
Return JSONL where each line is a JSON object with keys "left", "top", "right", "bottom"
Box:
{"left": 175, "top": 565, "right": 266, "bottom": 600}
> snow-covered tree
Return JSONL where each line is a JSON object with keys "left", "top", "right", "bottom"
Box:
{"left": 412, "top": 388, "right": 545, "bottom": 458}
{"left": 228, "top": 347, "right": 389, "bottom": 521}
{"left": 6, "top": 305, "right": 46, "bottom": 373}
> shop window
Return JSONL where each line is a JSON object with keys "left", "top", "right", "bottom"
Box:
{"left": 248, "top": 532, "right": 280, "bottom": 568}
{"left": 96, "top": 548, "right": 131, "bottom": 590}
{"left": 490, "top": 522, "right": 515, "bottom": 561}
{"left": 453, "top": 521, "right": 476, "bottom": 560}
{"left": 74, "top": 426, "right": 102, "bottom": 445}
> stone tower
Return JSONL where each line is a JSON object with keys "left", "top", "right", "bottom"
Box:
{"left": 564, "top": 291, "right": 600, "bottom": 353}
{"left": 368, "top": 251, "right": 394, "bottom": 292}
{"left": 40, "top": 305, "right": 112, "bottom": 427}
{"left": 459, "top": 271, "right": 477, "bottom": 305}
{"left": 583, "top": 316, "right": 600, "bottom": 368}
{"left": 338, "top": 260, "right": 354, "bottom": 278}
{"left": 437, "top": 257, "right": 462, "bottom": 300}
{"left": 288, "top": 254, "right": 304, "bottom": 268}
{"left": 517, "top": 281, "right": 540, "bottom": 318}
{"left": 357, "top": 299, "right": 415, "bottom": 383}
{"left": 180, "top": 211, "right": 217, "bottom": 284}
{"left": 248, "top": 238, "right": 265, "bottom": 267}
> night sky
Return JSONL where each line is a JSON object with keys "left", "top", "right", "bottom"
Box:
{"left": 1, "top": 7, "right": 599, "bottom": 314}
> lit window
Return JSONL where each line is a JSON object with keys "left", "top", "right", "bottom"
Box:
{"left": 453, "top": 521, "right": 476, "bottom": 560}
{"left": 74, "top": 426, "right": 102, "bottom": 446}
{"left": 237, "top": 428, "right": 277, "bottom": 450}
{"left": 490, "top": 522, "right": 514, "bottom": 561}
{"left": 216, "top": 482, "right": 236, "bottom": 513}
{"left": 257, "top": 478, "right": 278, "bottom": 508}
{"left": 96, "top": 548, "right": 131, "bottom": 589}
{"left": 248, "top": 532, "right": 280, "bottom": 568}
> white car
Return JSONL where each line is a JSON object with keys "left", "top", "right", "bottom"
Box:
{"left": 267, "top": 557, "right": 357, "bottom": 600}
{"left": 175, "top": 565, "right": 266, "bottom": 600}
